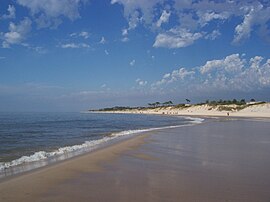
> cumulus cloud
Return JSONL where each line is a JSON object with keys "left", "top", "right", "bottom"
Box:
{"left": 113, "top": 0, "right": 270, "bottom": 47}
{"left": 153, "top": 68, "right": 195, "bottom": 87}
{"left": 156, "top": 10, "right": 170, "bottom": 27}
{"left": 1, "top": 17, "right": 32, "bottom": 48}
{"left": 1, "top": 5, "right": 16, "bottom": 19}
{"left": 153, "top": 28, "right": 203, "bottom": 48}
{"left": 152, "top": 53, "right": 270, "bottom": 93}
{"left": 111, "top": 0, "right": 163, "bottom": 25}
{"left": 233, "top": 3, "right": 270, "bottom": 44}
{"left": 17, "top": 0, "right": 86, "bottom": 28}
{"left": 111, "top": 0, "right": 163, "bottom": 41}
{"left": 60, "top": 43, "right": 90, "bottom": 49}
{"left": 200, "top": 54, "right": 245, "bottom": 74}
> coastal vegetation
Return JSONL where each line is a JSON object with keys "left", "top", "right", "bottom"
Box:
{"left": 90, "top": 99, "right": 266, "bottom": 112}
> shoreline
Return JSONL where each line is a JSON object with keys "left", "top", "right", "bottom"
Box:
{"left": 1, "top": 118, "right": 270, "bottom": 201}
{"left": 0, "top": 132, "right": 148, "bottom": 183}
{"left": 0, "top": 115, "right": 203, "bottom": 180}
{"left": 0, "top": 132, "right": 150, "bottom": 201}
{"left": 89, "top": 102, "right": 270, "bottom": 118}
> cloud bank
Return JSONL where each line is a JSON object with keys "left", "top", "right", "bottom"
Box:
{"left": 112, "top": 0, "right": 270, "bottom": 48}
{"left": 152, "top": 54, "right": 270, "bottom": 93}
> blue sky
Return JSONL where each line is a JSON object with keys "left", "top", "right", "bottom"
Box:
{"left": 0, "top": 0, "right": 270, "bottom": 111}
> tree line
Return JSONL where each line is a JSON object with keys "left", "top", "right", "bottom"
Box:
{"left": 205, "top": 98, "right": 256, "bottom": 105}
{"left": 148, "top": 101, "right": 173, "bottom": 107}
{"left": 147, "top": 98, "right": 258, "bottom": 108}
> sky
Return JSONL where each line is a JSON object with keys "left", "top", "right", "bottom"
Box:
{"left": 0, "top": 0, "right": 270, "bottom": 112}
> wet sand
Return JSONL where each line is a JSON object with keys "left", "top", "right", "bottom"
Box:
{"left": 1, "top": 118, "right": 270, "bottom": 202}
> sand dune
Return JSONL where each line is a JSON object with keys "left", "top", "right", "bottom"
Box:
{"left": 97, "top": 103, "right": 270, "bottom": 118}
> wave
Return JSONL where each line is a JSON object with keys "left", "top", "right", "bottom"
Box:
{"left": 184, "top": 117, "right": 205, "bottom": 124}
{"left": 0, "top": 117, "right": 203, "bottom": 171}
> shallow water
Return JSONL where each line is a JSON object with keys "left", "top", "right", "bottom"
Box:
{"left": 45, "top": 118, "right": 270, "bottom": 202}
{"left": 0, "top": 112, "right": 199, "bottom": 174}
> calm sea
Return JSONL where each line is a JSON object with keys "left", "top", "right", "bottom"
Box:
{"left": 0, "top": 112, "right": 203, "bottom": 177}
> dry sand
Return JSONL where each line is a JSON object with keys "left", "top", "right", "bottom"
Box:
{"left": 99, "top": 102, "right": 270, "bottom": 118}
{"left": 1, "top": 118, "right": 270, "bottom": 202}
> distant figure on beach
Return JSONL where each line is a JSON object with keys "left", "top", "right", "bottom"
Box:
{"left": 227, "top": 112, "right": 230, "bottom": 116}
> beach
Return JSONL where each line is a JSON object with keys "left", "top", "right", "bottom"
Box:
{"left": 1, "top": 117, "right": 270, "bottom": 202}
{"left": 96, "top": 102, "right": 270, "bottom": 118}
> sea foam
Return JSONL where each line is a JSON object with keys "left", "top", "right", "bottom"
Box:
{"left": 0, "top": 116, "right": 203, "bottom": 171}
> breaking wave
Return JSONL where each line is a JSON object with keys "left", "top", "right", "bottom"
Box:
{"left": 0, "top": 116, "right": 203, "bottom": 171}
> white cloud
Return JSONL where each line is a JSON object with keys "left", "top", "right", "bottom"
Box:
{"left": 121, "top": 29, "right": 129, "bottom": 42}
{"left": 156, "top": 10, "right": 171, "bottom": 27}
{"left": 17, "top": 0, "right": 86, "bottom": 28}
{"left": 112, "top": 0, "right": 163, "bottom": 41}
{"left": 70, "top": 31, "right": 90, "bottom": 39}
{"left": 1, "top": 5, "right": 16, "bottom": 19}
{"left": 1, "top": 17, "right": 32, "bottom": 48}
{"left": 79, "top": 31, "right": 90, "bottom": 39}
{"left": 104, "top": 50, "right": 109, "bottom": 55}
{"left": 233, "top": 6, "right": 257, "bottom": 44}
{"left": 130, "top": 59, "right": 135, "bottom": 66}
{"left": 0, "top": 56, "right": 6, "bottom": 60}
{"left": 136, "top": 78, "right": 147, "bottom": 86}
{"left": 122, "top": 28, "right": 128, "bottom": 36}
{"left": 232, "top": 3, "right": 270, "bottom": 44}
{"left": 121, "top": 37, "right": 129, "bottom": 42}
{"left": 114, "top": 0, "right": 270, "bottom": 47}
{"left": 153, "top": 68, "right": 195, "bottom": 87}
{"left": 200, "top": 54, "right": 245, "bottom": 74}
{"left": 100, "top": 36, "right": 106, "bottom": 44}
{"left": 127, "top": 10, "right": 141, "bottom": 30}
{"left": 60, "top": 43, "right": 90, "bottom": 49}
{"left": 152, "top": 54, "right": 270, "bottom": 93}
{"left": 163, "top": 73, "right": 170, "bottom": 79}
{"left": 205, "top": 30, "right": 221, "bottom": 40}
{"left": 111, "top": 0, "right": 163, "bottom": 25}
{"left": 153, "top": 28, "right": 203, "bottom": 48}
{"left": 197, "top": 11, "right": 230, "bottom": 27}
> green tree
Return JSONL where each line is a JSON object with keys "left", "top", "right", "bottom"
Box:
{"left": 240, "top": 99, "right": 246, "bottom": 104}
{"left": 148, "top": 103, "right": 154, "bottom": 108}
{"left": 218, "top": 99, "right": 223, "bottom": 104}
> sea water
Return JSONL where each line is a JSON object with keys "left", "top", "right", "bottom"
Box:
{"left": 0, "top": 112, "right": 203, "bottom": 178}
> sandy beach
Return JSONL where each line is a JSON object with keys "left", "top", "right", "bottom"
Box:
{"left": 96, "top": 102, "right": 270, "bottom": 118}
{"left": 1, "top": 117, "right": 270, "bottom": 202}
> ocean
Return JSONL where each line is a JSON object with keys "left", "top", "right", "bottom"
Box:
{"left": 0, "top": 112, "right": 203, "bottom": 178}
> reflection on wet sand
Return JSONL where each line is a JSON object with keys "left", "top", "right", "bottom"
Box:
{"left": 1, "top": 119, "right": 270, "bottom": 202}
